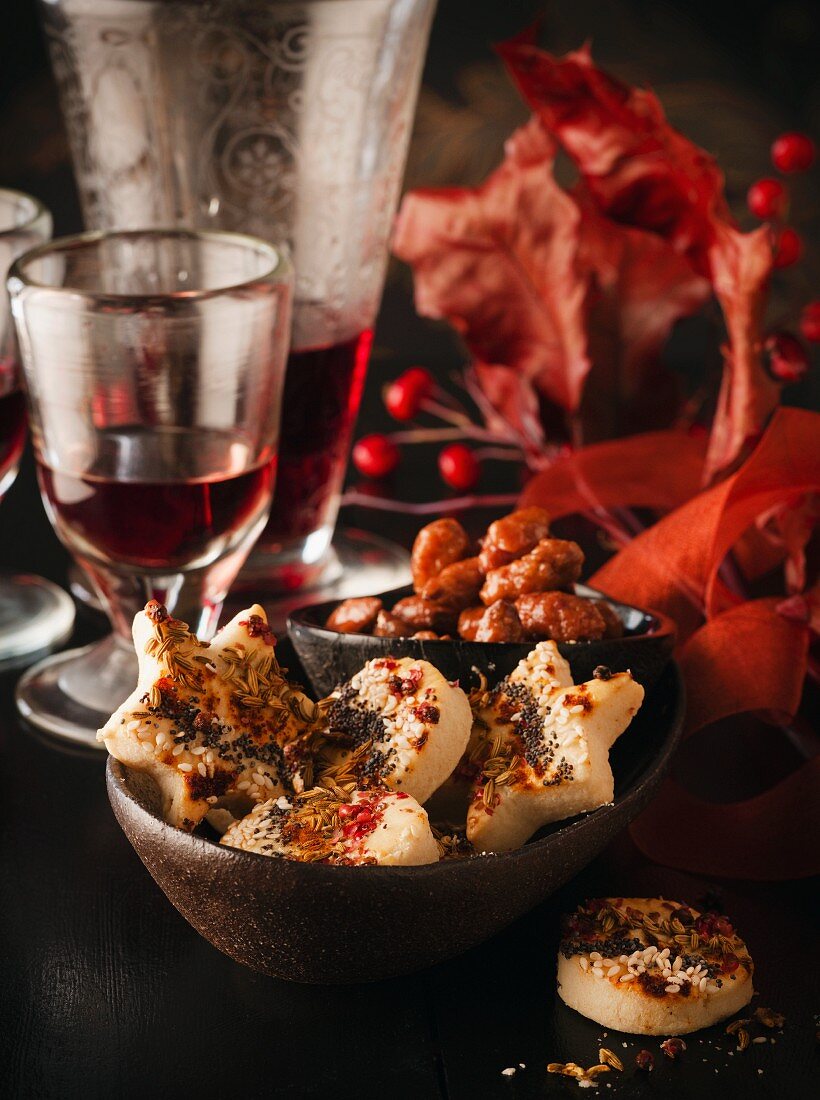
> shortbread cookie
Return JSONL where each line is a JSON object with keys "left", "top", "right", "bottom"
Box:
{"left": 557, "top": 897, "right": 754, "bottom": 1034}
{"left": 466, "top": 643, "right": 643, "bottom": 851}
{"left": 426, "top": 641, "right": 575, "bottom": 825}
{"left": 99, "top": 601, "right": 326, "bottom": 830}
{"left": 317, "top": 657, "right": 472, "bottom": 804}
{"left": 221, "top": 785, "right": 439, "bottom": 866}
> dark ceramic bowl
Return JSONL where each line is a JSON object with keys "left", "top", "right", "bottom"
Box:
{"left": 288, "top": 584, "right": 676, "bottom": 698}
{"left": 106, "top": 661, "right": 684, "bottom": 985}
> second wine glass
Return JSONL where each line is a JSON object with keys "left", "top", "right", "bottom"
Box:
{"left": 9, "top": 228, "right": 292, "bottom": 745}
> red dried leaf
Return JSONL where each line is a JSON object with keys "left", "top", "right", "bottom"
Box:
{"left": 470, "top": 363, "right": 546, "bottom": 452}
{"left": 589, "top": 408, "right": 820, "bottom": 640}
{"left": 576, "top": 189, "right": 711, "bottom": 438}
{"left": 393, "top": 118, "right": 591, "bottom": 412}
{"left": 519, "top": 428, "right": 706, "bottom": 518}
{"left": 499, "top": 33, "right": 778, "bottom": 478}
{"left": 497, "top": 31, "right": 729, "bottom": 274}
{"left": 629, "top": 598, "right": 816, "bottom": 879}
{"left": 704, "top": 223, "right": 779, "bottom": 482}
{"left": 394, "top": 115, "right": 710, "bottom": 430}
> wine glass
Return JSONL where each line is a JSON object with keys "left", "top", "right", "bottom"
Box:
{"left": 0, "top": 188, "right": 75, "bottom": 669}
{"left": 8, "top": 228, "right": 292, "bottom": 746}
{"left": 40, "top": 0, "right": 436, "bottom": 599}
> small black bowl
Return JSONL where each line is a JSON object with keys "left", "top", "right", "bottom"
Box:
{"left": 106, "top": 661, "right": 684, "bottom": 984}
{"left": 288, "top": 584, "right": 676, "bottom": 698}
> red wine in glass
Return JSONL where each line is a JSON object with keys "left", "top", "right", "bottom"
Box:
{"left": 262, "top": 328, "right": 372, "bottom": 545}
{"left": 0, "top": 360, "right": 27, "bottom": 500}
{"left": 37, "top": 426, "right": 276, "bottom": 572}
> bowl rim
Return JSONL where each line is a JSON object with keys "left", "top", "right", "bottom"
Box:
{"left": 287, "top": 582, "right": 677, "bottom": 648}
{"left": 106, "top": 660, "right": 685, "bottom": 880}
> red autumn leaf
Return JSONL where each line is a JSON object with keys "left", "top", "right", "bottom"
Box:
{"left": 393, "top": 118, "right": 591, "bottom": 412}
{"left": 704, "top": 222, "right": 779, "bottom": 482}
{"left": 519, "top": 428, "right": 707, "bottom": 518}
{"left": 467, "top": 362, "right": 547, "bottom": 455}
{"left": 394, "top": 116, "right": 710, "bottom": 429}
{"left": 498, "top": 32, "right": 778, "bottom": 479}
{"left": 497, "top": 31, "right": 730, "bottom": 274}
{"left": 575, "top": 189, "right": 711, "bottom": 438}
{"left": 629, "top": 598, "right": 816, "bottom": 880}
{"left": 589, "top": 407, "right": 820, "bottom": 639}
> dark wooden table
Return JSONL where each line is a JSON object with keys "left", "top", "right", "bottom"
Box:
{"left": 0, "top": 444, "right": 817, "bottom": 1100}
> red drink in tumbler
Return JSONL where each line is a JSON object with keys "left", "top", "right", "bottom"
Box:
{"left": 262, "top": 328, "right": 372, "bottom": 546}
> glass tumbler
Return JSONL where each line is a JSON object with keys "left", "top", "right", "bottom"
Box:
{"left": 0, "top": 188, "right": 75, "bottom": 668}
{"left": 40, "top": 0, "right": 436, "bottom": 592}
{"left": 8, "top": 229, "right": 292, "bottom": 745}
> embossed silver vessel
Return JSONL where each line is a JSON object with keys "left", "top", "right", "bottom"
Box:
{"left": 40, "top": 0, "right": 436, "bottom": 590}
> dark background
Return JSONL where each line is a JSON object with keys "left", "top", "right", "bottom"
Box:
{"left": 1, "top": 4, "right": 818, "bottom": 1099}
{"left": 3, "top": 0, "right": 818, "bottom": 514}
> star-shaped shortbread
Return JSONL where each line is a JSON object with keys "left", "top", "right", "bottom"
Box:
{"left": 315, "top": 657, "right": 472, "bottom": 804}
{"left": 221, "top": 785, "right": 440, "bottom": 866}
{"left": 466, "top": 642, "right": 644, "bottom": 852}
{"left": 99, "top": 601, "right": 326, "bottom": 830}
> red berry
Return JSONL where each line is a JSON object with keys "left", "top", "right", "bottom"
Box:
{"left": 773, "top": 226, "right": 803, "bottom": 268}
{"left": 401, "top": 367, "right": 434, "bottom": 398}
{"left": 764, "top": 332, "right": 810, "bottom": 383}
{"left": 385, "top": 378, "right": 421, "bottom": 421}
{"left": 746, "top": 177, "right": 787, "bottom": 219}
{"left": 771, "top": 131, "right": 815, "bottom": 173}
{"left": 384, "top": 368, "right": 434, "bottom": 421}
{"left": 352, "top": 434, "right": 399, "bottom": 478}
{"left": 799, "top": 301, "right": 820, "bottom": 342}
{"left": 438, "top": 444, "right": 480, "bottom": 491}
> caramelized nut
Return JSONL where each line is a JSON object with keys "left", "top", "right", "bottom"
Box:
{"left": 391, "top": 596, "right": 459, "bottom": 634}
{"left": 410, "top": 518, "right": 470, "bottom": 591}
{"left": 373, "top": 610, "right": 414, "bottom": 638}
{"left": 516, "top": 592, "right": 607, "bottom": 641}
{"left": 480, "top": 538, "right": 584, "bottom": 604}
{"left": 421, "top": 556, "right": 484, "bottom": 610}
{"left": 474, "top": 600, "right": 525, "bottom": 643}
{"left": 457, "top": 606, "right": 486, "bottom": 641}
{"left": 411, "top": 630, "right": 439, "bottom": 640}
{"left": 325, "top": 596, "right": 383, "bottom": 634}
{"left": 596, "top": 600, "right": 624, "bottom": 638}
{"left": 478, "top": 506, "right": 551, "bottom": 571}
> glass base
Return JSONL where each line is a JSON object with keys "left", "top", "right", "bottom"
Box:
{"left": 71, "top": 527, "right": 412, "bottom": 633}
{"left": 225, "top": 527, "right": 411, "bottom": 631}
{"left": 0, "top": 574, "right": 76, "bottom": 671}
{"left": 237, "top": 523, "right": 339, "bottom": 593}
{"left": 15, "top": 633, "right": 137, "bottom": 748}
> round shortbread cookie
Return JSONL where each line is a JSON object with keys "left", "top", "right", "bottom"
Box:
{"left": 557, "top": 897, "right": 754, "bottom": 1035}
